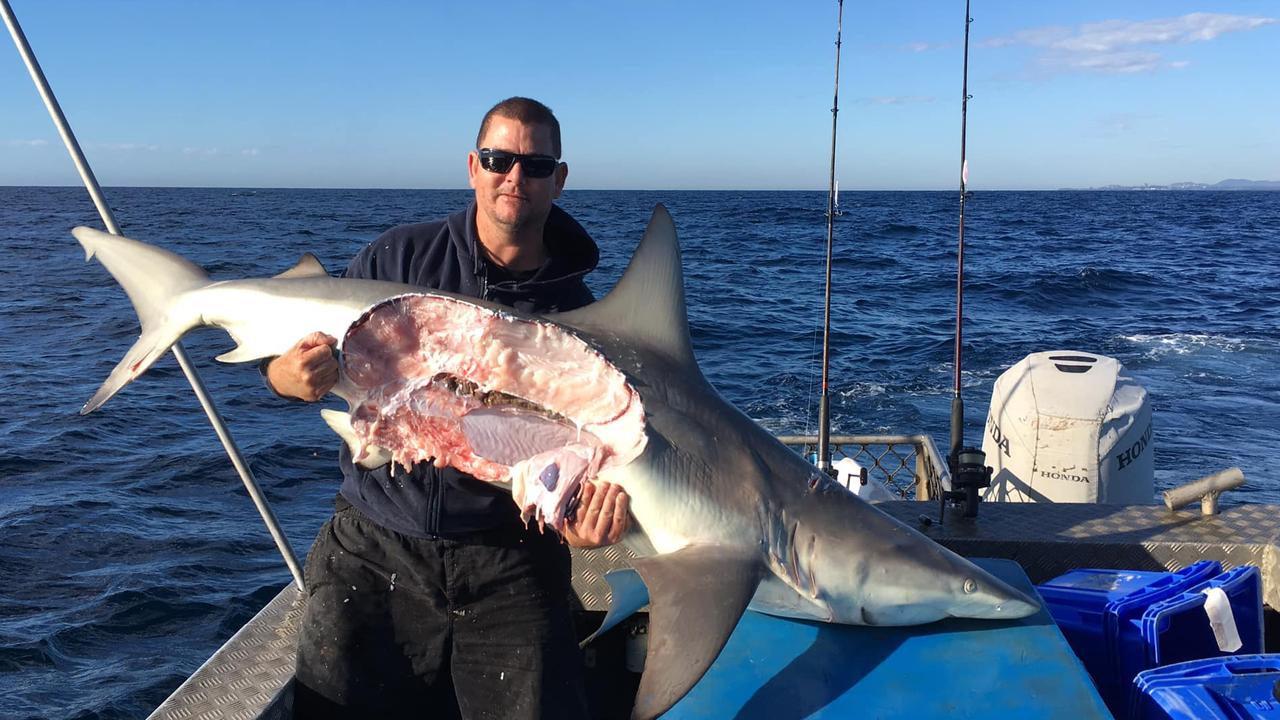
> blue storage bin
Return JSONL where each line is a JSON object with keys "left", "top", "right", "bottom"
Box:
{"left": 1140, "top": 566, "right": 1263, "bottom": 668}
{"left": 1113, "top": 565, "right": 1264, "bottom": 715}
{"left": 1039, "top": 568, "right": 1172, "bottom": 697}
{"left": 1038, "top": 560, "right": 1223, "bottom": 715}
{"left": 1039, "top": 567, "right": 1203, "bottom": 633}
{"left": 1106, "top": 561, "right": 1226, "bottom": 660}
{"left": 1131, "top": 654, "right": 1280, "bottom": 720}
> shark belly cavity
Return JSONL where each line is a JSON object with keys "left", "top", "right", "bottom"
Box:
{"left": 340, "top": 293, "right": 647, "bottom": 529}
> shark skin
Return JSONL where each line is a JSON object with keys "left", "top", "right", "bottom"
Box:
{"left": 73, "top": 207, "right": 1039, "bottom": 720}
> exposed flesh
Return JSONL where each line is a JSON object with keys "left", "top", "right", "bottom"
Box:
{"left": 341, "top": 294, "right": 647, "bottom": 528}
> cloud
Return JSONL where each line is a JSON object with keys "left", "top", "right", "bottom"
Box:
{"left": 984, "top": 12, "right": 1276, "bottom": 75}
{"left": 1065, "top": 50, "right": 1164, "bottom": 74}
{"left": 1054, "top": 13, "right": 1274, "bottom": 52}
{"left": 863, "top": 95, "right": 937, "bottom": 106}
{"left": 97, "top": 142, "right": 160, "bottom": 152}
{"left": 178, "top": 146, "right": 259, "bottom": 158}
{"left": 5, "top": 139, "right": 49, "bottom": 147}
{"left": 902, "top": 41, "right": 949, "bottom": 53}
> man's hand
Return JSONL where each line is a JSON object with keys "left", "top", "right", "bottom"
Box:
{"left": 561, "top": 482, "right": 630, "bottom": 548}
{"left": 265, "top": 332, "right": 339, "bottom": 402}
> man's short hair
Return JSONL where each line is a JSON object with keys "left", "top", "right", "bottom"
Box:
{"left": 476, "top": 97, "right": 562, "bottom": 159}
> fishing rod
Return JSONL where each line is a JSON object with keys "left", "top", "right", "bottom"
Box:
{"left": 816, "top": 0, "right": 844, "bottom": 474}
{"left": 943, "top": 0, "right": 991, "bottom": 519}
{"left": 2, "top": 0, "right": 305, "bottom": 590}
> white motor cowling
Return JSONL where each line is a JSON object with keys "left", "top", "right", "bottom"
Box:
{"left": 981, "top": 351, "right": 1154, "bottom": 504}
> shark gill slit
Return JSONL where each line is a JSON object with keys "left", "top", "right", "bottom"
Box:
{"left": 786, "top": 521, "right": 808, "bottom": 596}
{"left": 805, "top": 533, "right": 820, "bottom": 600}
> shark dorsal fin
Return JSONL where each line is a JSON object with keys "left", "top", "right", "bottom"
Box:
{"left": 274, "top": 253, "right": 329, "bottom": 279}
{"left": 552, "top": 205, "right": 697, "bottom": 369}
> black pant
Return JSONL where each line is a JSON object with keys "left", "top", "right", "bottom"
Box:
{"left": 294, "top": 497, "right": 589, "bottom": 720}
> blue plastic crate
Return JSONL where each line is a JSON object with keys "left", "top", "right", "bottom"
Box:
{"left": 1131, "top": 655, "right": 1280, "bottom": 719}
{"left": 1109, "top": 565, "right": 1265, "bottom": 716}
{"left": 1039, "top": 564, "right": 1222, "bottom": 694}
{"left": 1038, "top": 560, "right": 1223, "bottom": 715}
{"left": 1106, "top": 561, "right": 1227, "bottom": 659}
{"left": 1140, "top": 566, "right": 1263, "bottom": 668}
{"left": 1039, "top": 567, "right": 1197, "bottom": 633}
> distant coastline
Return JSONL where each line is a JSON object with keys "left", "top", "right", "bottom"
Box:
{"left": 1060, "top": 178, "right": 1280, "bottom": 192}
{"left": 4, "top": 181, "right": 1280, "bottom": 192}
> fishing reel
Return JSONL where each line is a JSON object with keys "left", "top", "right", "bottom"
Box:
{"left": 943, "top": 446, "right": 992, "bottom": 519}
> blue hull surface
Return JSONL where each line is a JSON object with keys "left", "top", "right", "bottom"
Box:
{"left": 666, "top": 558, "right": 1112, "bottom": 719}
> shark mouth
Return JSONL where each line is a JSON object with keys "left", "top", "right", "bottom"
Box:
{"left": 341, "top": 294, "right": 647, "bottom": 529}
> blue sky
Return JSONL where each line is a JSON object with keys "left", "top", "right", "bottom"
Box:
{"left": 1, "top": 1, "right": 1276, "bottom": 190}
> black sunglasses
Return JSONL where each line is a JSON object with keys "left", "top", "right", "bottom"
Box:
{"left": 477, "top": 148, "right": 561, "bottom": 179}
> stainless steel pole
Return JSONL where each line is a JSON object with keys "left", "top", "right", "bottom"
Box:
{"left": 2, "top": 0, "right": 304, "bottom": 591}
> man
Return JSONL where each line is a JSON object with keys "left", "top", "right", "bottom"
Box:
{"left": 266, "top": 97, "right": 630, "bottom": 719}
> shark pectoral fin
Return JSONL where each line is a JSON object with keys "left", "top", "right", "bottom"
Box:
{"left": 580, "top": 569, "right": 651, "bottom": 649}
{"left": 273, "top": 252, "right": 329, "bottom": 279}
{"left": 214, "top": 344, "right": 264, "bottom": 363}
{"left": 319, "top": 409, "right": 390, "bottom": 468}
{"left": 214, "top": 328, "right": 276, "bottom": 363}
{"left": 630, "top": 545, "right": 765, "bottom": 720}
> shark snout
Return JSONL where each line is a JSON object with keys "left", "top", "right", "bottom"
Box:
{"left": 948, "top": 573, "right": 1041, "bottom": 620}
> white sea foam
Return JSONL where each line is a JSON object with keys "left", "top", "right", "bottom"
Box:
{"left": 838, "top": 381, "right": 887, "bottom": 399}
{"left": 1121, "top": 333, "right": 1245, "bottom": 357}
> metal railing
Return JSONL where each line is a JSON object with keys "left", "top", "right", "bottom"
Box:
{"left": 778, "top": 434, "right": 949, "bottom": 500}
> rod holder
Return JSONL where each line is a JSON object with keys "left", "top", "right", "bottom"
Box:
{"left": 1163, "top": 467, "right": 1245, "bottom": 516}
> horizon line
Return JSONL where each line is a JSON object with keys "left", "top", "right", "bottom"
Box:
{"left": 7, "top": 183, "right": 1273, "bottom": 192}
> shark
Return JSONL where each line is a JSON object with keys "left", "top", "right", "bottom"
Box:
{"left": 72, "top": 205, "right": 1039, "bottom": 719}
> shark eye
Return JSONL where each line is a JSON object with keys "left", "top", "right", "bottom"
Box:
{"left": 963, "top": 579, "right": 977, "bottom": 594}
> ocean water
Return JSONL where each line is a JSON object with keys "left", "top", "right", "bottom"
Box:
{"left": 1, "top": 187, "right": 1278, "bottom": 717}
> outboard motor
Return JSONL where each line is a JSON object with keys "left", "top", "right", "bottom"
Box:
{"left": 982, "top": 351, "right": 1154, "bottom": 504}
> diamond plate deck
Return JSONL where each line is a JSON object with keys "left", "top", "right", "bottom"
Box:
{"left": 147, "top": 584, "right": 303, "bottom": 720}
{"left": 878, "top": 501, "right": 1280, "bottom": 609}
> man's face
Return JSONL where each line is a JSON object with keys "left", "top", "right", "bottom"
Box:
{"left": 468, "top": 115, "right": 567, "bottom": 235}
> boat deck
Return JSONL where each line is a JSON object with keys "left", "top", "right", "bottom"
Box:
{"left": 147, "top": 585, "right": 302, "bottom": 720}
{"left": 147, "top": 500, "right": 1280, "bottom": 719}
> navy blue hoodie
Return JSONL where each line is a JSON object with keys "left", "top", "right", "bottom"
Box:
{"left": 337, "top": 202, "right": 598, "bottom": 537}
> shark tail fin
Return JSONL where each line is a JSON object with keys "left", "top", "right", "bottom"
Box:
{"left": 72, "top": 226, "right": 212, "bottom": 414}
{"left": 81, "top": 321, "right": 190, "bottom": 414}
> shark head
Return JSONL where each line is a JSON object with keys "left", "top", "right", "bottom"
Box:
{"left": 843, "top": 543, "right": 1042, "bottom": 625}
{"left": 779, "top": 473, "right": 1041, "bottom": 626}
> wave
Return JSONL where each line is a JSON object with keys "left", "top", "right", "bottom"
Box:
{"left": 1120, "top": 332, "right": 1246, "bottom": 357}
